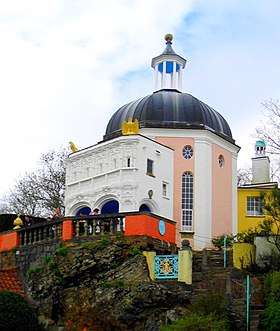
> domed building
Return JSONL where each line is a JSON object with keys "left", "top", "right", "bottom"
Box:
{"left": 65, "top": 35, "right": 240, "bottom": 249}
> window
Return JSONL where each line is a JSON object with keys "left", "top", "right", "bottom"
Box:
{"left": 162, "top": 182, "right": 168, "bottom": 197}
{"left": 127, "top": 158, "right": 131, "bottom": 167}
{"left": 147, "top": 159, "right": 154, "bottom": 176}
{"left": 182, "top": 145, "right": 193, "bottom": 159}
{"left": 247, "top": 197, "right": 263, "bottom": 216}
{"left": 182, "top": 172, "right": 193, "bottom": 231}
{"left": 218, "top": 155, "right": 225, "bottom": 167}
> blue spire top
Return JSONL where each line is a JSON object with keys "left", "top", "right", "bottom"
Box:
{"left": 161, "top": 34, "right": 176, "bottom": 55}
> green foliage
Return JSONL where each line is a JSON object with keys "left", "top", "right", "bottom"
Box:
{"left": 128, "top": 247, "right": 142, "bottom": 256}
{"left": 236, "top": 229, "right": 256, "bottom": 244}
{"left": 161, "top": 292, "right": 229, "bottom": 330}
{"left": 260, "top": 302, "right": 280, "bottom": 331}
{"left": 99, "top": 236, "right": 109, "bottom": 248}
{"left": 260, "top": 271, "right": 280, "bottom": 330}
{"left": 55, "top": 247, "right": 68, "bottom": 256}
{"left": 48, "top": 258, "right": 58, "bottom": 270}
{"left": 26, "top": 266, "right": 41, "bottom": 276}
{"left": 44, "top": 255, "right": 52, "bottom": 263}
{"left": 115, "top": 279, "right": 125, "bottom": 287}
{"left": 103, "top": 281, "right": 112, "bottom": 288}
{"left": 102, "top": 279, "right": 125, "bottom": 288}
{"left": 264, "top": 271, "right": 280, "bottom": 304}
{"left": 0, "top": 290, "right": 41, "bottom": 331}
{"left": 161, "top": 313, "right": 229, "bottom": 331}
{"left": 258, "top": 189, "right": 280, "bottom": 253}
{"left": 192, "top": 293, "right": 227, "bottom": 319}
{"left": 212, "top": 234, "right": 234, "bottom": 250}
{"left": 81, "top": 241, "right": 94, "bottom": 248}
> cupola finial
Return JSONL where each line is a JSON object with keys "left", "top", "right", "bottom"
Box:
{"left": 164, "top": 34, "right": 173, "bottom": 42}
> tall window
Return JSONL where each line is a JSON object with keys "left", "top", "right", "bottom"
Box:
{"left": 182, "top": 172, "right": 193, "bottom": 232}
{"left": 147, "top": 159, "right": 154, "bottom": 176}
{"left": 162, "top": 182, "right": 168, "bottom": 197}
{"left": 247, "top": 197, "right": 263, "bottom": 216}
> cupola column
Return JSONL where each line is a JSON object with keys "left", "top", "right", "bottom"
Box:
{"left": 162, "top": 61, "right": 166, "bottom": 88}
{"left": 154, "top": 64, "right": 159, "bottom": 91}
{"left": 178, "top": 65, "right": 183, "bottom": 91}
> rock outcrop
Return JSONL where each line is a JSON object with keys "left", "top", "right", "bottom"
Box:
{"left": 25, "top": 235, "right": 191, "bottom": 330}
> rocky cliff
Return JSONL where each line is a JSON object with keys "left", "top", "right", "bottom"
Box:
{"left": 25, "top": 235, "right": 191, "bottom": 331}
{"left": 24, "top": 235, "right": 264, "bottom": 331}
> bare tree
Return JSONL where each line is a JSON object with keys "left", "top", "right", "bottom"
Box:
{"left": 0, "top": 148, "right": 67, "bottom": 217}
{"left": 255, "top": 99, "right": 280, "bottom": 155}
{"left": 237, "top": 166, "right": 252, "bottom": 186}
{"left": 254, "top": 99, "right": 280, "bottom": 182}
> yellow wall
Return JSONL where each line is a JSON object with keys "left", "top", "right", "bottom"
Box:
{"left": 238, "top": 188, "right": 265, "bottom": 233}
{"left": 233, "top": 242, "right": 256, "bottom": 269}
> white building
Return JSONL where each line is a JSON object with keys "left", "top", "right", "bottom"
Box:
{"left": 65, "top": 35, "right": 240, "bottom": 248}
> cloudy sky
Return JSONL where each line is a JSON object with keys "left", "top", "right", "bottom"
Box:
{"left": 0, "top": 0, "right": 280, "bottom": 196}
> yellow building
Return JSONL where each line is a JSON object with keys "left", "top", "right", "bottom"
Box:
{"left": 238, "top": 184, "right": 277, "bottom": 233}
{"left": 238, "top": 140, "right": 278, "bottom": 233}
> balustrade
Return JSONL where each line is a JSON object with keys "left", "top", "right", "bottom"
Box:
{"left": 74, "top": 216, "right": 124, "bottom": 238}
{"left": 17, "top": 215, "right": 125, "bottom": 246}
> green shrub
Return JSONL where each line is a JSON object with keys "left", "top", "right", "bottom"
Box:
{"left": 161, "top": 313, "right": 229, "bottom": 331}
{"left": 264, "top": 271, "right": 280, "bottom": 304}
{"left": 115, "top": 279, "right": 125, "bottom": 287}
{"left": 55, "top": 247, "right": 68, "bottom": 256}
{"left": 48, "top": 258, "right": 58, "bottom": 270}
{"left": 236, "top": 229, "right": 256, "bottom": 244}
{"left": 103, "top": 281, "right": 112, "bottom": 288}
{"left": 44, "top": 255, "right": 52, "bottom": 263}
{"left": 0, "top": 290, "right": 42, "bottom": 331}
{"left": 260, "top": 302, "right": 280, "bottom": 331}
{"left": 81, "top": 241, "right": 94, "bottom": 248}
{"left": 212, "top": 234, "right": 234, "bottom": 250}
{"left": 260, "top": 271, "right": 280, "bottom": 330}
{"left": 99, "top": 236, "right": 109, "bottom": 248}
{"left": 192, "top": 293, "right": 227, "bottom": 319}
{"left": 26, "top": 266, "right": 41, "bottom": 276}
{"left": 128, "top": 247, "right": 142, "bottom": 256}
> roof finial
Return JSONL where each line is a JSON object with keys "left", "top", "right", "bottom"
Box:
{"left": 164, "top": 34, "right": 173, "bottom": 43}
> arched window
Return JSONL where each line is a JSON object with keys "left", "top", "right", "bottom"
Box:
{"left": 139, "top": 204, "right": 151, "bottom": 212}
{"left": 182, "top": 172, "right": 193, "bottom": 232}
{"left": 101, "top": 200, "right": 119, "bottom": 214}
{"left": 76, "top": 207, "right": 91, "bottom": 216}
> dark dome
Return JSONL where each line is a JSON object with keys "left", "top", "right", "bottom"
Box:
{"left": 104, "top": 89, "right": 233, "bottom": 142}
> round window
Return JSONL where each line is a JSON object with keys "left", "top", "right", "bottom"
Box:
{"left": 182, "top": 145, "right": 193, "bottom": 159}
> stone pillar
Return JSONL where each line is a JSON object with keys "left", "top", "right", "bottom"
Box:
{"left": 143, "top": 251, "right": 156, "bottom": 281}
{"left": 178, "top": 240, "right": 193, "bottom": 284}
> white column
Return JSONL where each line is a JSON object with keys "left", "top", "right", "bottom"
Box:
{"left": 178, "top": 65, "right": 183, "bottom": 91}
{"left": 172, "top": 61, "right": 176, "bottom": 89}
{"left": 154, "top": 64, "right": 159, "bottom": 91}
{"left": 162, "top": 61, "right": 166, "bottom": 88}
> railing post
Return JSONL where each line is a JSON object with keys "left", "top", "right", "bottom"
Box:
{"left": 143, "top": 251, "right": 156, "bottom": 281}
{"left": 178, "top": 240, "right": 193, "bottom": 284}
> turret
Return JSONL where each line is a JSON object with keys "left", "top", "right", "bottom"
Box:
{"left": 151, "top": 34, "right": 187, "bottom": 92}
{"left": 252, "top": 140, "right": 270, "bottom": 184}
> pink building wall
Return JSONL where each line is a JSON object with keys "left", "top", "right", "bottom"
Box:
{"left": 155, "top": 136, "right": 194, "bottom": 244}
{"left": 211, "top": 144, "right": 233, "bottom": 237}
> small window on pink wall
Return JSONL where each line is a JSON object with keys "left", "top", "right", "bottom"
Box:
{"left": 218, "top": 155, "right": 225, "bottom": 167}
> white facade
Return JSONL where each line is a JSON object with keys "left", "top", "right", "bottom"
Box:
{"left": 65, "top": 134, "right": 174, "bottom": 218}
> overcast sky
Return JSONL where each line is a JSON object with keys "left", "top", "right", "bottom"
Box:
{"left": 0, "top": 0, "right": 280, "bottom": 196}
